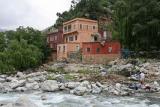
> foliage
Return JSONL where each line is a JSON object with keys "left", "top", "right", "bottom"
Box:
{"left": 54, "top": 0, "right": 111, "bottom": 28}
{"left": 112, "top": 0, "right": 160, "bottom": 51}
{"left": 55, "top": 0, "right": 160, "bottom": 52}
{"left": 0, "top": 27, "right": 50, "bottom": 73}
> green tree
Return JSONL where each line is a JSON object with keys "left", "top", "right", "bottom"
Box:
{"left": 7, "top": 39, "right": 42, "bottom": 71}
{"left": 0, "top": 27, "right": 50, "bottom": 73}
{"left": 0, "top": 32, "right": 6, "bottom": 52}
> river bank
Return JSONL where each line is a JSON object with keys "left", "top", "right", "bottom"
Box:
{"left": 0, "top": 58, "right": 160, "bottom": 106}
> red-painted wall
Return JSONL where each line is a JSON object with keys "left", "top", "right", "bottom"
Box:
{"left": 82, "top": 41, "right": 121, "bottom": 55}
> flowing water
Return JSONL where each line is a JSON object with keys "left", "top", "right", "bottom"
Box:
{"left": 0, "top": 92, "right": 160, "bottom": 107}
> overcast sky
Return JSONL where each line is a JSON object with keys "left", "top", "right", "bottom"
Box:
{"left": 0, "top": 0, "right": 72, "bottom": 30}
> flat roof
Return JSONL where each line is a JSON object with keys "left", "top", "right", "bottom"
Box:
{"left": 63, "top": 18, "right": 97, "bottom": 25}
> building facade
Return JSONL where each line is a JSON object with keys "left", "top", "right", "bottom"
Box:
{"left": 47, "top": 27, "right": 63, "bottom": 61}
{"left": 82, "top": 41, "right": 121, "bottom": 63}
{"left": 57, "top": 18, "right": 99, "bottom": 61}
{"left": 56, "top": 18, "right": 121, "bottom": 63}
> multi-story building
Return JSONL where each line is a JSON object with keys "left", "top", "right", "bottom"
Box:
{"left": 57, "top": 18, "right": 121, "bottom": 63}
{"left": 47, "top": 27, "right": 63, "bottom": 61}
{"left": 57, "top": 18, "right": 99, "bottom": 60}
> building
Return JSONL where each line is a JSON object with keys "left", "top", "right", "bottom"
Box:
{"left": 57, "top": 18, "right": 121, "bottom": 64}
{"left": 57, "top": 18, "right": 99, "bottom": 61}
{"left": 47, "top": 27, "right": 63, "bottom": 61}
{"left": 82, "top": 41, "right": 121, "bottom": 63}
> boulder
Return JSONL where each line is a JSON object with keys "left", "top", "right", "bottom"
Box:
{"left": 26, "top": 78, "right": 35, "bottom": 83}
{"left": 3, "top": 96, "right": 38, "bottom": 107}
{"left": 15, "top": 87, "right": 27, "bottom": 92}
{"left": 6, "top": 77, "right": 17, "bottom": 82}
{"left": 55, "top": 75, "right": 65, "bottom": 83}
{"left": 65, "top": 82, "right": 80, "bottom": 89}
{"left": 58, "top": 83, "right": 66, "bottom": 90}
{"left": 115, "top": 83, "right": 121, "bottom": 90}
{"left": 16, "top": 72, "right": 24, "bottom": 78}
{"left": 79, "top": 81, "right": 91, "bottom": 89}
{"left": 91, "top": 84, "right": 102, "bottom": 94}
{"left": 0, "top": 83, "right": 13, "bottom": 92}
{"left": 31, "top": 75, "right": 46, "bottom": 82}
{"left": 71, "top": 86, "right": 88, "bottom": 96}
{"left": 41, "top": 80, "right": 59, "bottom": 92}
{"left": 25, "top": 82, "right": 39, "bottom": 90}
{"left": 10, "top": 80, "right": 26, "bottom": 89}
{"left": 152, "top": 81, "right": 160, "bottom": 91}
{"left": 96, "top": 82, "right": 104, "bottom": 88}
{"left": 0, "top": 78, "right": 6, "bottom": 83}
{"left": 0, "top": 100, "right": 13, "bottom": 107}
{"left": 119, "top": 64, "right": 133, "bottom": 71}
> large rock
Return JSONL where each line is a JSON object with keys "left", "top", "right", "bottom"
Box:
{"left": 25, "top": 82, "right": 39, "bottom": 90}
{"left": 115, "top": 83, "right": 121, "bottom": 90}
{"left": 31, "top": 75, "right": 46, "bottom": 82}
{"left": 16, "top": 72, "right": 24, "bottom": 78}
{"left": 0, "top": 83, "right": 13, "bottom": 92}
{"left": 3, "top": 96, "right": 38, "bottom": 107}
{"left": 0, "top": 78, "right": 6, "bottom": 82}
{"left": 6, "top": 77, "right": 17, "bottom": 82}
{"left": 91, "top": 84, "right": 102, "bottom": 94}
{"left": 15, "top": 87, "right": 27, "bottom": 92}
{"left": 79, "top": 81, "right": 91, "bottom": 89}
{"left": 70, "top": 81, "right": 91, "bottom": 96}
{"left": 41, "top": 80, "right": 59, "bottom": 92}
{"left": 55, "top": 75, "right": 65, "bottom": 83}
{"left": 65, "top": 82, "right": 80, "bottom": 89}
{"left": 70, "top": 86, "right": 88, "bottom": 96}
{"left": 10, "top": 80, "right": 26, "bottom": 89}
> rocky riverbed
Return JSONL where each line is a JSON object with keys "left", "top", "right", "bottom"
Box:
{"left": 0, "top": 58, "right": 160, "bottom": 107}
{"left": 1, "top": 91, "right": 160, "bottom": 107}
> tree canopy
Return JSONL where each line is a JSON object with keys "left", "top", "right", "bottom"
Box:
{"left": 54, "top": 0, "right": 160, "bottom": 51}
{"left": 0, "top": 27, "right": 50, "bottom": 74}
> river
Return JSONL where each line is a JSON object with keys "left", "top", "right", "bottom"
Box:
{"left": 0, "top": 92, "right": 160, "bottom": 107}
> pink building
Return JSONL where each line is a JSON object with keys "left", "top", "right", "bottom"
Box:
{"left": 56, "top": 18, "right": 121, "bottom": 63}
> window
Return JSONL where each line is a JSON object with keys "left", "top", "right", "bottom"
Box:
{"left": 87, "top": 25, "right": 89, "bottom": 30}
{"left": 68, "top": 25, "right": 71, "bottom": 32}
{"left": 76, "top": 45, "right": 80, "bottom": 51}
{"left": 94, "top": 36, "right": 98, "bottom": 41}
{"left": 58, "top": 46, "right": 61, "bottom": 52}
{"left": 108, "top": 46, "right": 112, "bottom": 53}
{"left": 55, "top": 36, "right": 57, "bottom": 40}
{"left": 86, "top": 48, "right": 90, "bottom": 52}
{"left": 73, "top": 24, "right": 76, "bottom": 29}
{"left": 69, "top": 36, "right": 74, "bottom": 41}
{"left": 66, "top": 37, "right": 68, "bottom": 42}
{"left": 63, "top": 46, "right": 65, "bottom": 52}
{"left": 64, "top": 26, "right": 67, "bottom": 32}
{"left": 50, "top": 36, "right": 54, "bottom": 41}
{"left": 93, "top": 26, "right": 96, "bottom": 30}
{"left": 80, "top": 24, "right": 82, "bottom": 30}
{"left": 96, "top": 48, "right": 100, "bottom": 53}
{"left": 50, "top": 44, "right": 53, "bottom": 48}
{"left": 75, "top": 35, "right": 77, "bottom": 40}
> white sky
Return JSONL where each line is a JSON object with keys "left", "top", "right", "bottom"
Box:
{"left": 0, "top": 0, "right": 72, "bottom": 30}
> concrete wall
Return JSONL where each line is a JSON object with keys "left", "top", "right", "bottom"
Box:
{"left": 57, "top": 43, "right": 80, "bottom": 61}
{"left": 82, "top": 54, "right": 120, "bottom": 64}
